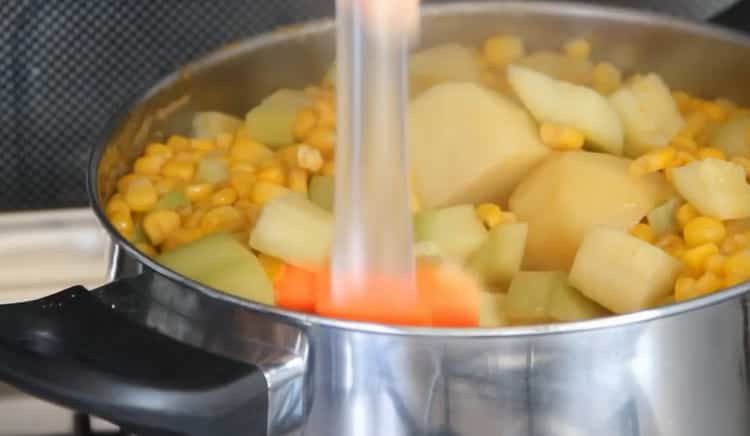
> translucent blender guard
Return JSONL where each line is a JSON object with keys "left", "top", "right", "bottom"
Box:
{"left": 330, "top": 0, "right": 421, "bottom": 314}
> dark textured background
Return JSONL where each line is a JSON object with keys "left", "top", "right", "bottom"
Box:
{"left": 0, "top": 0, "right": 739, "bottom": 212}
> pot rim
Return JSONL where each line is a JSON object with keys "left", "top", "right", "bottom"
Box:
{"left": 88, "top": 1, "right": 750, "bottom": 338}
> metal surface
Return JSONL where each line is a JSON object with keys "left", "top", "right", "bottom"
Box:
{"left": 90, "top": 3, "right": 750, "bottom": 436}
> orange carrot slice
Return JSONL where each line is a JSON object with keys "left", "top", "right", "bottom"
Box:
{"left": 418, "top": 262, "right": 480, "bottom": 327}
{"left": 274, "top": 265, "right": 316, "bottom": 313}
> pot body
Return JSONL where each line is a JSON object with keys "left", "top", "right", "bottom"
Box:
{"left": 93, "top": 3, "right": 750, "bottom": 436}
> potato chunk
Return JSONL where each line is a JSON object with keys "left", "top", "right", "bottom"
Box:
{"left": 409, "top": 44, "right": 483, "bottom": 97}
{"left": 672, "top": 159, "right": 750, "bottom": 220}
{"left": 409, "top": 82, "right": 549, "bottom": 209}
{"left": 509, "top": 151, "right": 673, "bottom": 270}
{"left": 569, "top": 227, "right": 682, "bottom": 313}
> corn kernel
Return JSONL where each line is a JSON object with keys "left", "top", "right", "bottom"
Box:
{"left": 109, "top": 210, "right": 134, "bottom": 237}
{"left": 671, "top": 133, "right": 698, "bottom": 151}
{"left": 288, "top": 168, "right": 309, "bottom": 193}
{"left": 191, "top": 138, "right": 215, "bottom": 152}
{"left": 315, "top": 100, "right": 336, "bottom": 129}
{"left": 498, "top": 212, "right": 518, "bottom": 225}
{"left": 676, "top": 204, "right": 699, "bottom": 229}
{"left": 231, "top": 161, "right": 256, "bottom": 175}
{"left": 700, "top": 101, "right": 728, "bottom": 121}
{"left": 162, "top": 227, "right": 204, "bottom": 252}
{"left": 705, "top": 253, "right": 726, "bottom": 275}
{"left": 231, "top": 172, "right": 256, "bottom": 198}
{"left": 133, "top": 155, "right": 165, "bottom": 176}
{"left": 216, "top": 133, "right": 234, "bottom": 149}
{"left": 656, "top": 234, "right": 685, "bottom": 255}
{"left": 630, "top": 223, "right": 655, "bottom": 243}
{"left": 630, "top": 147, "right": 676, "bottom": 177}
{"left": 125, "top": 177, "right": 158, "bottom": 212}
{"left": 231, "top": 134, "right": 271, "bottom": 163}
{"left": 252, "top": 181, "right": 289, "bottom": 206}
{"left": 592, "top": 62, "right": 622, "bottom": 95}
{"left": 476, "top": 203, "right": 503, "bottom": 229}
{"left": 145, "top": 143, "right": 173, "bottom": 159}
{"left": 257, "top": 166, "right": 286, "bottom": 185}
{"left": 696, "top": 147, "right": 726, "bottom": 160}
{"left": 166, "top": 135, "right": 191, "bottom": 152}
{"left": 683, "top": 216, "right": 726, "bottom": 247}
{"left": 259, "top": 254, "right": 286, "bottom": 283}
{"left": 674, "top": 275, "right": 697, "bottom": 301}
{"left": 294, "top": 108, "right": 318, "bottom": 140}
{"left": 483, "top": 35, "right": 525, "bottom": 67}
{"left": 682, "top": 242, "right": 720, "bottom": 271}
{"left": 106, "top": 194, "right": 130, "bottom": 216}
{"left": 211, "top": 187, "right": 238, "bottom": 206}
{"left": 161, "top": 159, "right": 195, "bottom": 181}
{"left": 155, "top": 177, "right": 181, "bottom": 195}
{"left": 185, "top": 183, "right": 215, "bottom": 202}
{"left": 116, "top": 174, "right": 138, "bottom": 194}
{"left": 694, "top": 271, "right": 723, "bottom": 296}
{"left": 297, "top": 145, "right": 324, "bottom": 172}
{"left": 540, "top": 123, "right": 585, "bottom": 150}
{"left": 135, "top": 242, "right": 157, "bottom": 257}
{"left": 724, "top": 274, "right": 748, "bottom": 288}
{"left": 236, "top": 200, "right": 262, "bottom": 226}
{"left": 143, "top": 209, "right": 181, "bottom": 246}
{"left": 321, "top": 160, "right": 335, "bottom": 177}
{"left": 200, "top": 206, "right": 244, "bottom": 234}
{"left": 724, "top": 251, "right": 750, "bottom": 279}
{"left": 185, "top": 208, "right": 207, "bottom": 229}
{"left": 684, "top": 112, "right": 710, "bottom": 137}
{"left": 563, "top": 38, "right": 591, "bottom": 59}
{"left": 305, "top": 126, "right": 335, "bottom": 155}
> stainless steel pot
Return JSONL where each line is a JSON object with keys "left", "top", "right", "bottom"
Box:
{"left": 2, "top": 2, "right": 750, "bottom": 436}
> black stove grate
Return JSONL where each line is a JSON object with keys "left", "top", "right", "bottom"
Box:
{"left": 72, "top": 414, "right": 130, "bottom": 436}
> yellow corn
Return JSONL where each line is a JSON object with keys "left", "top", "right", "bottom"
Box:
{"left": 211, "top": 187, "right": 238, "bottom": 206}
{"left": 135, "top": 243, "right": 157, "bottom": 257}
{"left": 162, "top": 227, "right": 204, "bottom": 252}
{"left": 705, "top": 253, "right": 727, "bottom": 275}
{"left": 683, "top": 216, "right": 726, "bottom": 247}
{"left": 259, "top": 254, "right": 286, "bottom": 283}
{"left": 676, "top": 203, "right": 699, "bottom": 229}
{"left": 684, "top": 112, "right": 710, "bottom": 137}
{"left": 145, "top": 143, "right": 173, "bottom": 159}
{"left": 116, "top": 174, "right": 138, "bottom": 194}
{"left": 592, "top": 62, "right": 622, "bottom": 95}
{"left": 133, "top": 155, "right": 165, "bottom": 176}
{"left": 236, "top": 200, "right": 262, "bottom": 226}
{"left": 251, "top": 181, "right": 288, "bottom": 206}
{"left": 539, "top": 123, "right": 585, "bottom": 150}
{"left": 200, "top": 206, "right": 244, "bottom": 234}
{"left": 161, "top": 159, "right": 195, "bottom": 181}
{"left": 294, "top": 108, "right": 318, "bottom": 140}
{"left": 181, "top": 183, "right": 212, "bottom": 202}
{"left": 671, "top": 134, "right": 698, "bottom": 151}
{"left": 155, "top": 177, "right": 181, "bottom": 195}
{"left": 257, "top": 165, "right": 286, "bottom": 185}
{"left": 724, "top": 274, "right": 748, "bottom": 288}
{"left": 315, "top": 100, "right": 336, "bottom": 129}
{"left": 288, "top": 168, "right": 309, "bottom": 193}
{"left": 125, "top": 177, "right": 158, "bottom": 212}
{"left": 216, "top": 133, "right": 234, "bottom": 150}
{"left": 231, "top": 133, "right": 271, "bottom": 163}
{"left": 109, "top": 210, "right": 134, "bottom": 237}
{"left": 672, "top": 91, "right": 693, "bottom": 114}
{"left": 480, "top": 70, "right": 499, "bottom": 89}
{"left": 106, "top": 194, "right": 130, "bottom": 216}
{"left": 297, "top": 145, "right": 324, "bottom": 172}
{"left": 674, "top": 275, "right": 697, "bottom": 301}
{"left": 185, "top": 208, "right": 207, "bottom": 229}
{"left": 498, "top": 212, "right": 518, "bottom": 225}
{"left": 724, "top": 251, "right": 750, "bottom": 279}
{"left": 476, "top": 203, "right": 503, "bottom": 229}
{"left": 696, "top": 147, "right": 726, "bottom": 160}
{"left": 166, "top": 135, "right": 191, "bottom": 152}
{"left": 305, "top": 126, "right": 335, "bottom": 155}
{"left": 681, "top": 242, "right": 720, "bottom": 271}
{"left": 629, "top": 147, "right": 676, "bottom": 177}
{"left": 143, "top": 209, "right": 181, "bottom": 246}
{"left": 231, "top": 161, "right": 256, "bottom": 176}
{"left": 693, "top": 271, "right": 723, "bottom": 296}
{"left": 231, "top": 172, "right": 256, "bottom": 199}
{"left": 191, "top": 138, "right": 215, "bottom": 152}
{"left": 656, "top": 234, "right": 685, "bottom": 257}
{"left": 483, "top": 35, "right": 525, "bottom": 67}
{"left": 563, "top": 38, "right": 591, "bottom": 59}
{"left": 630, "top": 223, "right": 655, "bottom": 243}
{"left": 699, "top": 101, "right": 728, "bottom": 122}
{"left": 321, "top": 160, "right": 335, "bottom": 177}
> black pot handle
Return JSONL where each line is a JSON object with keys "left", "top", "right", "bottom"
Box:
{"left": 709, "top": 0, "right": 750, "bottom": 33}
{"left": 0, "top": 279, "right": 268, "bottom": 436}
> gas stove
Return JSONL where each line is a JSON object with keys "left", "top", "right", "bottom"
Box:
{"left": 0, "top": 208, "right": 123, "bottom": 435}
